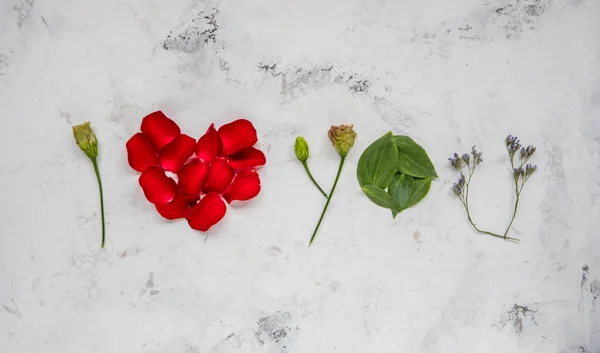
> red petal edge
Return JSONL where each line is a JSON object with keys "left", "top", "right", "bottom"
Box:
{"left": 186, "top": 192, "right": 227, "bottom": 232}
{"left": 177, "top": 159, "right": 209, "bottom": 200}
{"left": 140, "top": 111, "right": 181, "bottom": 150}
{"left": 138, "top": 166, "right": 178, "bottom": 205}
{"left": 223, "top": 170, "right": 261, "bottom": 203}
{"left": 218, "top": 119, "right": 258, "bottom": 156}
{"left": 155, "top": 192, "right": 190, "bottom": 220}
{"left": 202, "top": 158, "right": 235, "bottom": 193}
{"left": 126, "top": 133, "right": 158, "bottom": 172}
{"left": 227, "top": 147, "right": 266, "bottom": 170}
{"left": 195, "top": 124, "right": 222, "bottom": 164}
{"left": 159, "top": 134, "right": 196, "bottom": 173}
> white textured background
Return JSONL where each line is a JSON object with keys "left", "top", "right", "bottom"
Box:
{"left": 1, "top": 0, "right": 599, "bottom": 352}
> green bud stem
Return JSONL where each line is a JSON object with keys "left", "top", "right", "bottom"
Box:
{"left": 309, "top": 156, "right": 345, "bottom": 246}
{"left": 301, "top": 161, "right": 328, "bottom": 198}
{"left": 92, "top": 158, "right": 106, "bottom": 248}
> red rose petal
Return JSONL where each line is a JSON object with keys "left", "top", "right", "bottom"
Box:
{"left": 140, "top": 111, "right": 181, "bottom": 150}
{"left": 227, "top": 147, "right": 266, "bottom": 170}
{"left": 195, "top": 124, "right": 223, "bottom": 164}
{"left": 155, "top": 192, "right": 190, "bottom": 220}
{"left": 126, "top": 133, "right": 159, "bottom": 172}
{"left": 218, "top": 119, "right": 258, "bottom": 155}
{"left": 203, "top": 158, "right": 234, "bottom": 193}
{"left": 158, "top": 134, "right": 196, "bottom": 173}
{"left": 138, "top": 166, "right": 178, "bottom": 205}
{"left": 186, "top": 192, "right": 227, "bottom": 232}
{"left": 223, "top": 170, "right": 261, "bottom": 203}
{"left": 178, "top": 159, "right": 209, "bottom": 199}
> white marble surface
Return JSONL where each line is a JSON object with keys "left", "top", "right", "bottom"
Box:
{"left": 1, "top": 0, "right": 600, "bottom": 352}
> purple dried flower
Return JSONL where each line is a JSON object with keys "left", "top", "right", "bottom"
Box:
{"left": 471, "top": 146, "right": 483, "bottom": 166}
{"left": 452, "top": 183, "right": 462, "bottom": 196}
{"left": 452, "top": 174, "right": 466, "bottom": 196}
{"left": 506, "top": 135, "right": 522, "bottom": 156}
{"left": 513, "top": 167, "right": 525, "bottom": 178}
{"left": 525, "top": 163, "right": 537, "bottom": 176}
{"left": 521, "top": 145, "right": 536, "bottom": 159}
{"left": 505, "top": 135, "right": 517, "bottom": 147}
{"left": 448, "top": 153, "right": 462, "bottom": 170}
{"left": 462, "top": 153, "right": 470, "bottom": 164}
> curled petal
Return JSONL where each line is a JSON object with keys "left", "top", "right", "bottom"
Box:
{"left": 195, "top": 124, "right": 222, "bottom": 164}
{"left": 155, "top": 192, "right": 190, "bottom": 220}
{"left": 138, "top": 166, "right": 178, "bottom": 205}
{"left": 140, "top": 111, "right": 181, "bottom": 150}
{"left": 186, "top": 192, "right": 227, "bottom": 232}
{"left": 126, "top": 133, "right": 158, "bottom": 172}
{"left": 227, "top": 147, "right": 266, "bottom": 170}
{"left": 223, "top": 170, "right": 261, "bottom": 203}
{"left": 159, "top": 134, "right": 196, "bottom": 173}
{"left": 218, "top": 119, "right": 258, "bottom": 155}
{"left": 203, "top": 158, "right": 234, "bottom": 193}
{"left": 178, "top": 159, "right": 209, "bottom": 199}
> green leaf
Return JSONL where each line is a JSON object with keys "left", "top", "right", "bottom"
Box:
{"left": 388, "top": 173, "right": 414, "bottom": 210}
{"left": 361, "top": 185, "right": 401, "bottom": 211}
{"left": 393, "top": 135, "right": 438, "bottom": 179}
{"left": 406, "top": 177, "right": 432, "bottom": 208}
{"left": 357, "top": 132, "right": 398, "bottom": 189}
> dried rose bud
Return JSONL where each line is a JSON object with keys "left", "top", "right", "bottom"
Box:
{"left": 328, "top": 124, "right": 356, "bottom": 157}
{"left": 72, "top": 121, "right": 98, "bottom": 159}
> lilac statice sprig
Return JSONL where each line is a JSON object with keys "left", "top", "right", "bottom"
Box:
{"left": 507, "top": 135, "right": 537, "bottom": 193}
{"left": 449, "top": 146, "right": 515, "bottom": 241}
{"left": 449, "top": 146, "right": 483, "bottom": 201}
{"left": 450, "top": 135, "right": 537, "bottom": 242}
{"left": 504, "top": 136, "right": 538, "bottom": 239}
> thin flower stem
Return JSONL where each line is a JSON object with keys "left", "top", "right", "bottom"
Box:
{"left": 92, "top": 158, "right": 106, "bottom": 248}
{"left": 456, "top": 158, "right": 518, "bottom": 242}
{"left": 503, "top": 196, "right": 520, "bottom": 238}
{"left": 308, "top": 156, "right": 345, "bottom": 246}
{"left": 302, "top": 161, "right": 328, "bottom": 198}
{"left": 463, "top": 202, "right": 519, "bottom": 242}
{"left": 461, "top": 168, "right": 520, "bottom": 242}
{"left": 503, "top": 157, "right": 522, "bottom": 239}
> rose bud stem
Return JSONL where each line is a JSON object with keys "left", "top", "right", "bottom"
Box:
{"left": 72, "top": 122, "right": 106, "bottom": 248}
{"left": 92, "top": 158, "right": 106, "bottom": 248}
{"left": 308, "top": 155, "right": 345, "bottom": 246}
{"left": 308, "top": 125, "right": 357, "bottom": 246}
{"left": 302, "top": 161, "right": 328, "bottom": 198}
{"left": 295, "top": 137, "right": 328, "bottom": 198}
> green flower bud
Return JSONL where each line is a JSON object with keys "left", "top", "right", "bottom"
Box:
{"left": 328, "top": 124, "right": 356, "bottom": 157}
{"left": 72, "top": 121, "right": 98, "bottom": 159}
{"left": 294, "top": 136, "right": 309, "bottom": 162}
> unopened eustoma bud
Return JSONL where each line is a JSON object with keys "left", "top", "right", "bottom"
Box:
{"left": 294, "top": 136, "right": 309, "bottom": 162}
{"left": 72, "top": 121, "right": 98, "bottom": 159}
{"left": 72, "top": 121, "right": 106, "bottom": 248}
{"left": 328, "top": 124, "right": 357, "bottom": 157}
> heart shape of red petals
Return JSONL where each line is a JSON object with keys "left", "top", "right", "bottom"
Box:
{"left": 126, "top": 111, "right": 265, "bottom": 232}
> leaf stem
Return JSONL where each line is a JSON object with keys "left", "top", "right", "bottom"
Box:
{"left": 308, "top": 156, "right": 345, "bottom": 246}
{"left": 92, "top": 158, "right": 106, "bottom": 248}
{"left": 302, "top": 161, "right": 328, "bottom": 198}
